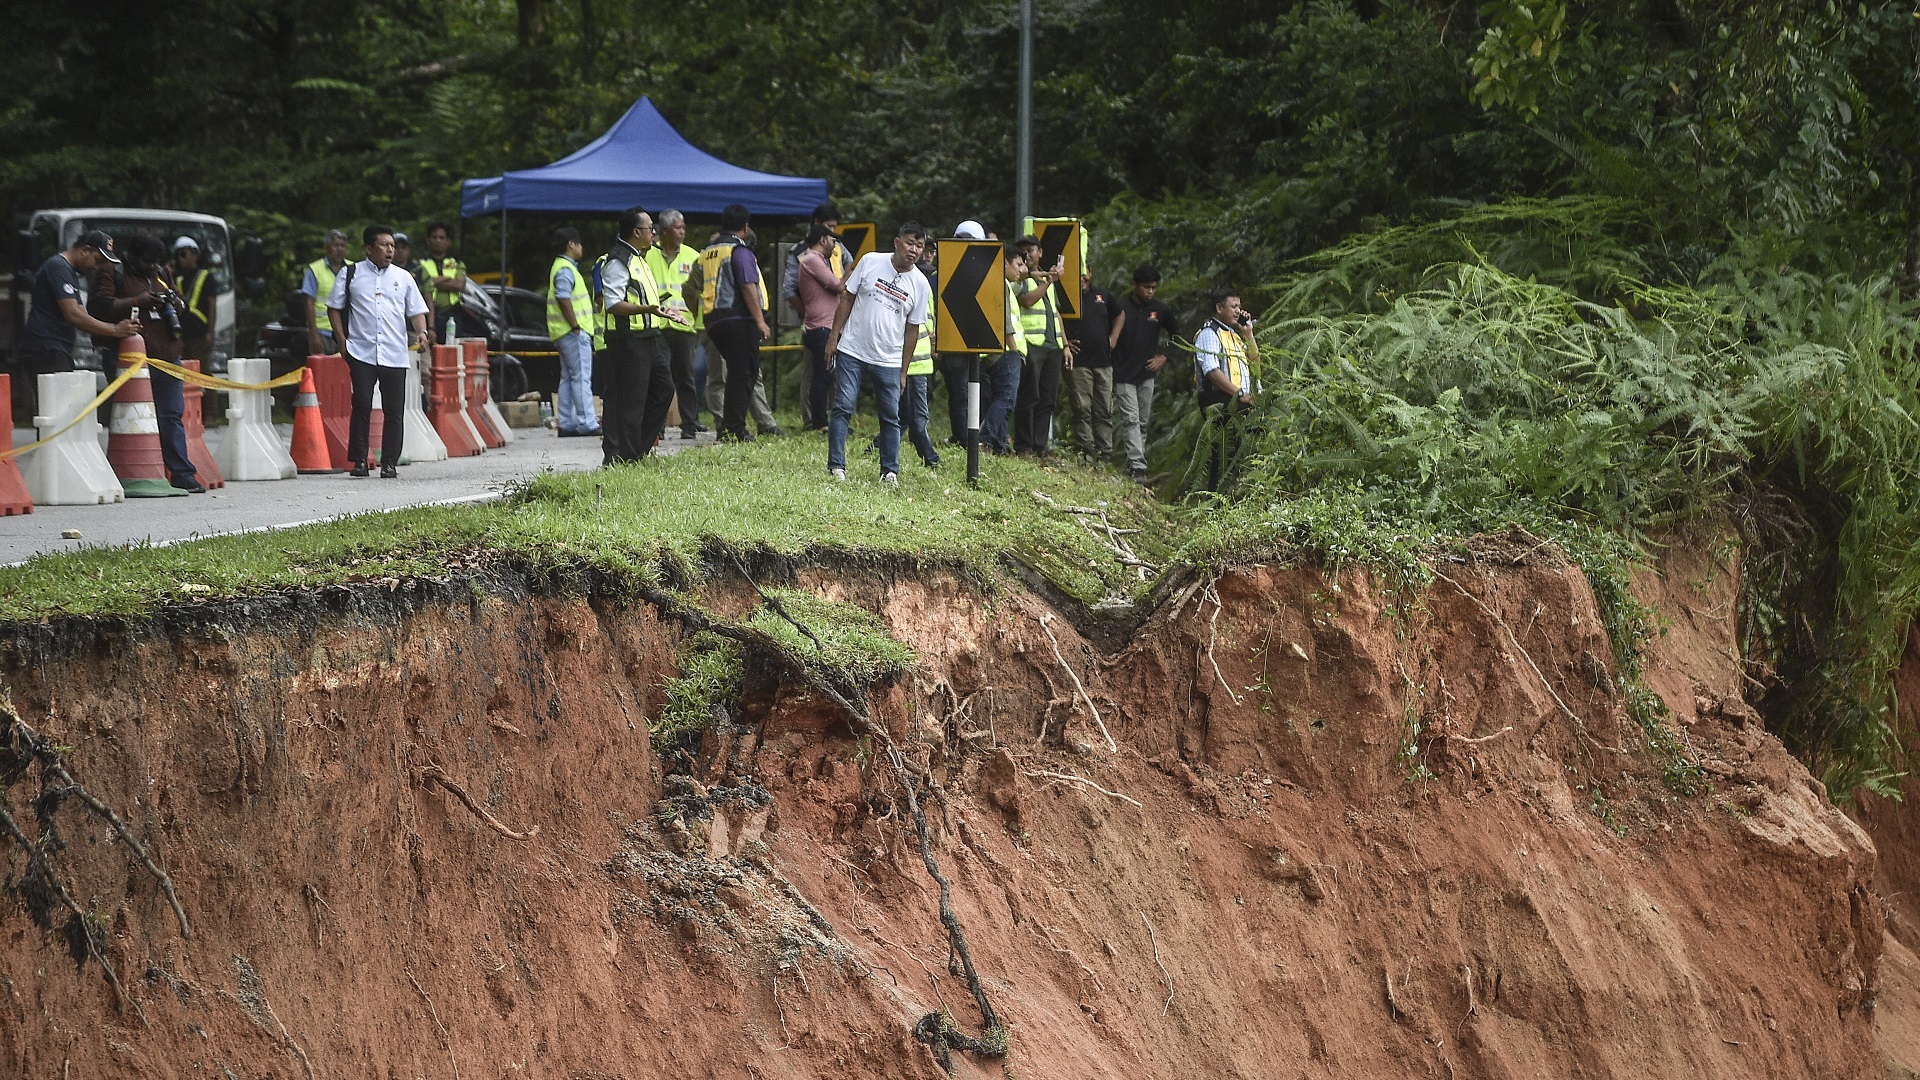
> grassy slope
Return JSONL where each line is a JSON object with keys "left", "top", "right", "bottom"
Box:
{"left": 0, "top": 437, "right": 1168, "bottom": 623}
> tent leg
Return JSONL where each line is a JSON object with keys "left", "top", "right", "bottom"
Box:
{"left": 499, "top": 205, "right": 509, "bottom": 353}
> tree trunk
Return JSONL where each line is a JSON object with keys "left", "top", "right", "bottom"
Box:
{"left": 517, "top": 0, "right": 548, "bottom": 45}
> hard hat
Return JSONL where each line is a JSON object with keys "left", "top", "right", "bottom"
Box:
{"left": 954, "top": 220, "right": 986, "bottom": 240}
{"left": 173, "top": 236, "right": 199, "bottom": 251}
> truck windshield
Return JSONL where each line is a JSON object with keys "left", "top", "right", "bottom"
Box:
{"left": 67, "top": 218, "right": 231, "bottom": 294}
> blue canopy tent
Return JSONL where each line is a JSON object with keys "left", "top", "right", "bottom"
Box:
{"left": 460, "top": 96, "right": 828, "bottom": 218}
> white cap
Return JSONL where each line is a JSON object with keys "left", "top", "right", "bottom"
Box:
{"left": 173, "top": 236, "right": 199, "bottom": 251}
{"left": 954, "top": 220, "right": 986, "bottom": 240}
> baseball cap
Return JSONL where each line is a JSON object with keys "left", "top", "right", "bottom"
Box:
{"left": 78, "top": 229, "right": 121, "bottom": 263}
{"left": 173, "top": 236, "right": 199, "bottom": 251}
{"left": 954, "top": 220, "right": 986, "bottom": 240}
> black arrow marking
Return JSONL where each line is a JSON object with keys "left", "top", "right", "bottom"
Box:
{"left": 1037, "top": 223, "right": 1078, "bottom": 317}
{"left": 942, "top": 245, "right": 998, "bottom": 350}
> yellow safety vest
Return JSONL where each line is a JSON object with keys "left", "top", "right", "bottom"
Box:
{"left": 698, "top": 241, "right": 769, "bottom": 318}
{"left": 307, "top": 258, "right": 342, "bottom": 328}
{"left": 178, "top": 268, "right": 212, "bottom": 331}
{"left": 1019, "top": 277, "right": 1064, "bottom": 347}
{"left": 647, "top": 243, "right": 700, "bottom": 333}
{"left": 909, "top": 290, "right": 934, "bottom": 375}
{"left": 545, "top": 255, "right": 589, "bottom": 341}
{"left": 1004, "top": 279, "right": 1028, "bottom": 357}
{"left": 418, "top": 255, "right": 467, "bottom": 310}
{"left": 1202, "top": 318, "right": 1253, "bottom": 397}
{"left": 606, "top": 243, "right": 663, "bottom": 334}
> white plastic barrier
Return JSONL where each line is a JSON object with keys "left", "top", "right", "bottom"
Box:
{"left": 214, "top": 358, "right": 296, "bottom": 481}
{"left": 24, "top": 371, "right": 124, "bottom": 505}
{"left": 402, "top": 349, "right": 447, "bottom": 462}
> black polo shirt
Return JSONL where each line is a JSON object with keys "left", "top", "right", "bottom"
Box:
{"left": 1112, "top": 292, "right": 1177, "bottom": 385}
{"left": 1068, "top": 285, "right": 1120, "bottom": 369}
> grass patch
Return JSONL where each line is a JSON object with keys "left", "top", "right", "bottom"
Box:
{"left": 749, "top": 589, "right": 917, "bottom": 687}
{"left": 654, "top": 631, "right": 744, "bottom": 748}
{"left": 0, "top": 434, "right": 1169, "bottom": 623}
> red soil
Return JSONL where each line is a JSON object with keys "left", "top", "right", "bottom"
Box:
{"left": 0, "top": 545, "right": 1895, "bottom": 1079}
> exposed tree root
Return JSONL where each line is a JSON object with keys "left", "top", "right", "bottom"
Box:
{"left": 0, "top": 691, "right": 197, "bottom": 1024}
{"left": 644, "top": 575, "right": 1008, "bottom": 1074}
{"left": 416, "top": 765, "right": 539, "bottom": 841}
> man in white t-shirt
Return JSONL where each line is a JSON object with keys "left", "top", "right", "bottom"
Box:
{"left": 823, "top": 221, "right": 931, "bottom": 485}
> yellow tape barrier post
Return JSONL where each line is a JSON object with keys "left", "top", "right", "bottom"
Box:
{"left": 2, "top": 359, "right": 306, "bottom": 462}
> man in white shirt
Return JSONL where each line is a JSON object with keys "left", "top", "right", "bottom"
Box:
{"left": 327, "top": 224, "right": 430, "bottom": 477}
{"left": 822, "top": 222, "right": 931, "bottom": 485}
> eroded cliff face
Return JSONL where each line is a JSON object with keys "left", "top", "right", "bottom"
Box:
{"left": 0, "top": 545, "right": 1891, "bottom": 1079}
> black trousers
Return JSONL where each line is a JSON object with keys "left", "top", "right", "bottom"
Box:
{"left": 1013, "top": 345, "right": 1064, "bottom": 455}
{"left": 803, "top": 326, "right": 832, "bottom": 430}
{"left": 709, "top": 318, "right": 763, "bottom": 440}
{"left": 346, "top": 355, "right": 406, "bottom": 467}
{"left": 1204, "top": 396, "right": 1251, "bottom": 492}
{"left": 938, "top": 353, "right": 972, "bottom": 444}
{"left": 601, "top": 331, "right": 674, "bottom": 465}
{"left": 663, "top": 329, "right": 701, "bottom": 434}
{"left": 13, "top": 346, "right": 73, "bottom": 419}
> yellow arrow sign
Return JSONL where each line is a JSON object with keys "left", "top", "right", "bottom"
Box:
{"left": 837, "top": 222, "right": 878, "bottom": 262}
{"left": 1023, "top": 217, "right": 1083, "bottom": 320}
{"left": 935, "top": 239, "right": 1007, "bottom": 354}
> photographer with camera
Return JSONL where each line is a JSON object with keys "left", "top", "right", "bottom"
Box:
{"left": 88, "top": 232, "right": 205, "bottom": 493}
{"left": 1193, "top": 287, "right": 1260, "bottom": 491}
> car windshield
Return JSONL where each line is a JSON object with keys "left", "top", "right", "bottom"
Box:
{"left": 67, "top": 218, "right": 231, "bottom": 293}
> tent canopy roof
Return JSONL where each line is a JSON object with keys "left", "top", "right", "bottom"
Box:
{"left": 461, "top": 97, "right": 828, "bottom": 218}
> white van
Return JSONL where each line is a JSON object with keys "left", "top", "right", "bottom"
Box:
{"left": 13, "top": 208, "right": 243, "bottom": 373}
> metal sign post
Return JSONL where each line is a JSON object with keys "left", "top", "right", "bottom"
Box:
{"left": 934, "top": 238, "right": 1008, "bottom": 486}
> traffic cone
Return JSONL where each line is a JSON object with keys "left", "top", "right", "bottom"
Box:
{"left": 180, "top": 360, "right": 225, "bottom": 490}
{"left": 106, "top": 336, "right": 186, "bottom": 498}
{"left": 290, "top": 367, "right": 341, "bottom": 474}
{"left": 0, "top": 374, "right": 32, "bottom": 516}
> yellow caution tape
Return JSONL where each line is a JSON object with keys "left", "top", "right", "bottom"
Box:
{"left": 144, "top": 356, "right": 308, "bottom": 393}
{"left": 1, "top": 356, "right": 306, "bottom": 462}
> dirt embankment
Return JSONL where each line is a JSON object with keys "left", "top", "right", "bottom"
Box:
{"left": 0, "top": 544, "right": 1896, "bottom": 1079}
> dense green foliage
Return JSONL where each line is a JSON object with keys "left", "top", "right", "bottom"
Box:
{"left": 1178, "top": 198, "right": 1920, "bottom": 799}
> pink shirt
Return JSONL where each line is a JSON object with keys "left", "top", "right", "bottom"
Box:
{"left": 796, "top": 249, "right": 844, "bottom": 330}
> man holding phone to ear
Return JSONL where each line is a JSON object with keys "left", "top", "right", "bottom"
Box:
{"left": 1194, "top": 286, "right": 1260, "bottom": 490}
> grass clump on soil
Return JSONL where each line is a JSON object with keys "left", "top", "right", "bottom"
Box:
{"left": 748, "top": 589, "right": 916, "bottom": 688}
{"left": 0, "top": 435, "right": 1167, "bottom": 623}
{"left": 1165, "top": 197, "right": 1920, "bottom": 800}
{"left": 654, "top": 631, "right": 744, "bottom": 749}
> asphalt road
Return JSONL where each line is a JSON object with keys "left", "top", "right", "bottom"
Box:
{"left": 3, "top": 424, "right": 712, "bottom": 565}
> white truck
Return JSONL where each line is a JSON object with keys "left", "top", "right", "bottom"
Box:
{"left": 9, "top": 207, "right": 260, "bottom": 375}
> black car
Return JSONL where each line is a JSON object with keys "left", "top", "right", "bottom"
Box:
{"left": 254, "top": 281, "right": 556, "bottom": 402}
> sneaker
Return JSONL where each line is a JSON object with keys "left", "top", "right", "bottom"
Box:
{"left": 169, "top": 476, "right": 207, "bottom": 494}
{"left": 880, "top": 471, "right": 899, "bottom": 488}
{"left": 830, "top": 467, "right": 847, "bottom": 481}
{"left": 922, "top": 457, "right": 942, "bottom": 470}
{"left": 380, "top": 465, "right": 399, "bottom": 479}
{"left": 350, "top": 463, "right": 371, "bottom": 478}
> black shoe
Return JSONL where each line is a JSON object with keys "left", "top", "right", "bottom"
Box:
{"left": 380, "top": 465, "right": 398, "bottom": 479}
{"left": 1130, "top": 467, "right": 1151, "bottom": 483}
{"left": 169, "top": 476, "right": 207, "bottom": 494}
{"left": 350, "top": 463, "right": 371, "bottom": 478}
{"left": 680, "top": 428, "right": 698, "bottom": 439}
{"left": 760, "top": 425, "right": 788, "bottom": 437}
{"left": 717, "top": 429, "right": 755, "bottom": 443}
{"left": 695, "top": 423, "right": 712, "bottom": 433}
{"left": 557, "top": 428, "right": 602, "bottom": 438}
